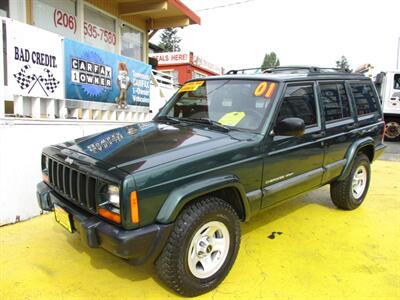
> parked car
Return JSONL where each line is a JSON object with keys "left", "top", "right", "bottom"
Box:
{"left": 37, "top": 66, "right": 385, "bottom": 296}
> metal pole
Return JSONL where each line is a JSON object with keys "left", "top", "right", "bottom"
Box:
{"left": 0, "top": 18, "right": 5, "bottom": 119}
{"left": 397, "top": 37, "right": 400, "bottom": 69}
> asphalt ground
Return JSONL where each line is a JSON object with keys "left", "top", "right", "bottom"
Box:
{"left": 380, "top": 141, "right": 400, "bottom": 162}
{"left": 1, "top": 159, "right": 399, "bottom": 300}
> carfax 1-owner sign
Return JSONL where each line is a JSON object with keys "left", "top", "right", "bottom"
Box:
{"left": 6, "top": 19, "right": 64, "bottom": 98}
{"left": 64, "top": 38, "right": 151, "bottom": 107}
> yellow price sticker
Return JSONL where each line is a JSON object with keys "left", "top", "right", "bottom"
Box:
{"left": 179, "top": 81, "right": 205, "bottom": 93}
{"left": 218, "top": 112, "right": 246, "bottom": 126}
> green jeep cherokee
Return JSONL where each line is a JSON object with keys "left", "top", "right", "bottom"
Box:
{"left": 37, "top": 66, "right": 385, "bottom": 296}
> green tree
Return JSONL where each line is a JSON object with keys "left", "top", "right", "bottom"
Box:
{"left": 335, "top": 55, "right": 352, "bottom": 71}
{"left": 261, "top": 52, "right": 280, "bottom": 69}
{"left": 158, "top": 28, "right": 182, "bottom": 52}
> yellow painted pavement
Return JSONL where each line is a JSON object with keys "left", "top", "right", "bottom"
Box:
{"left": 1, "top": 160, "right": 399, "bottom": 299}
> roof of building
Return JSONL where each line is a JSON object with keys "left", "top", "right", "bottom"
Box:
{"left": 117, "top": 0, "right": 201, "bottom": 29}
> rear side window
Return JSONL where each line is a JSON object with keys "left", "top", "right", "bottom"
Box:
{"left": 277, "top": 84, "right": 317, "bottom": 126}
{"left": 350, "top": 82, "right": 379, "bottom": 116}
{"left": 320, "top": 83, "right": 351, "bottom": 121}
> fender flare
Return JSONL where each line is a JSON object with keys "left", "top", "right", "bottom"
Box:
{"left": 337, "top": 137, "right": 374, "bottom": 181}
{"left": 155, "top": 174, "right": 250, "bottom": 224}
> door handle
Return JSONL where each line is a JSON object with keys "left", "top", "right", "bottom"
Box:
{"left": 311, "top": 132, "right": 325, "bottom": 139}
{"left": 346, "top": 124, "right": 356, "bottom": 130}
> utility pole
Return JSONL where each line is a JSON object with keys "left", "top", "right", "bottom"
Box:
{"left": 397, "top": 37, "right": 400, "bottom": 69}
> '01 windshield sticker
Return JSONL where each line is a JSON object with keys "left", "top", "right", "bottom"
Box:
{"left": 254, "top": 82, "right": 277, "bottom": 98}
{"left": 218, "top": 112, "right": 246, "bottom": 126}
{"left": 179, "top": 81, "right": 205, "bottom": 93}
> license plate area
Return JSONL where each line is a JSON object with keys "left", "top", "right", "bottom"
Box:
{"left": 54, "top": 204, "right": 74, "bottom": 233}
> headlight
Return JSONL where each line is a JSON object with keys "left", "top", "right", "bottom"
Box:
{"left": 104, "top": 185, "right": 120, "bottom": 208}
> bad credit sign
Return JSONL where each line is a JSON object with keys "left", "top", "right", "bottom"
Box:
{"left": 6, "top": 18, "right": 64, "bottom": 98}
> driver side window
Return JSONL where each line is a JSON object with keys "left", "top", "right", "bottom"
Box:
{"left": 277, "top": 84, "right": 317, "bottom": 127}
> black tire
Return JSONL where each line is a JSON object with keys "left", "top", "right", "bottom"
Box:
{"left": 155, "top": 197, "right": 241, "bottom": 297}
{"left": 384, "top": 118, "right": 400, "bottom": 141}
{"left": 330, "top": 153, "right": 371, "bottom": 210}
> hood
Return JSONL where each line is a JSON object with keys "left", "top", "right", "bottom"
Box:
{"left": 58, "top": 121, "right": 250, "bottom": 173}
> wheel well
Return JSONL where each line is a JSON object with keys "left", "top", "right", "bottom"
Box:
{"left": 180, "top": 187, "right": 246, "bottom": 222}
{"left": 384, "top": 115, "right": 400, "bottom": 121}
{"left": 357, "top": 145, "right": 374, "bottom": 162}
{"left": 211, "top": 187, "right": 245, "bottom": 221}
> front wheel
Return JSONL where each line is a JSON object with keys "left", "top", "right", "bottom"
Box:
{"left": 155, "top": 197, "right": 240, "bottom": 297}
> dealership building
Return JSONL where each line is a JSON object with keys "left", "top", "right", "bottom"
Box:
{"left": 0, "top": 0, "right": 200, "bottom": 225}
{"left": 150, "top": 51, "right": 224, "bottom": 84}
{"left": 0, "top": 0, "right": 200, "bottom": 121}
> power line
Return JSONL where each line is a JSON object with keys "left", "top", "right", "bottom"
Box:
{"left": 196, "top": 0, "right": 258, "bottom": 12}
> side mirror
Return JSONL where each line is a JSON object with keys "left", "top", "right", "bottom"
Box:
{"left": 274, "top": 117, "right": 305, "bottom": 137}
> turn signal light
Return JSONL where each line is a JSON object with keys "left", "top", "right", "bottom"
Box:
{"left": 99, "top": 208, "right": 121, "bottom": 224}
{"left": 130, "top": 191, "right": 139, "bottom": 224}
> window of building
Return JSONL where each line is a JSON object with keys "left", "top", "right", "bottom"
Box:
{"left": 320, "top": 82, "right": 351, "bottom": 121}
{"left": 277, "top": 84, "right": 317, "bottom": 127}
{"left": 0, "top": 0, "right": 9, "bottom": 17}
{"left": 350, "top": 82, "right": 379, "bottom": 116}
{"left": 32, "top": 0, "right": 77, "bottom": 39}
{"left": 84, "top": 5, "right": 116, "bottom": 52}
{"left": 121, "top": 25, "right": 144, "bottom": 61}
{"left": 394, "top": 74, "right": 400, "bottom": 90}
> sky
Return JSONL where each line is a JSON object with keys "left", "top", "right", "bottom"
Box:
{"left": 155, "top": 0, "right": 400, "bottom": 72}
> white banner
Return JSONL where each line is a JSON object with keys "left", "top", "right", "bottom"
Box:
{"left": 6, "top": 18, "right": 64, "bottom": 99}
{"left": 149, "top": 52, "right": 191, "bottom": 65}
{"left": 193, "top": 55, "right": 224, "bottom": 75}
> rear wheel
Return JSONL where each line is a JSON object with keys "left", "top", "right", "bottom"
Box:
{"left": 330, "top": 154, "right": 371, "bottom": 210}
{"left": 155, "top": 197, "right": 241, "bottom": 297}
{"left": 384, "top": 118, "right": 400, "bottom": 141}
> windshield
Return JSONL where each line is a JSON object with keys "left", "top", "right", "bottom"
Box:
{"left": 158, "top": 79, "right": 278, "bottom": 132}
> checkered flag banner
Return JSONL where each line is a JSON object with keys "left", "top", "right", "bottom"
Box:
{"left": 39, "top": 68, "right": 60, "bottom": 94}
{"left": 13, "top": 65, "right": 36, "bottom": 90}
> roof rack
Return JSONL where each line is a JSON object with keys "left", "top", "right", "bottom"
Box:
{"left": 225, "top": 66, "right": 352, "bottom": 75}
{"left": 225, "top": 68, "right": 264, "bottom": 75}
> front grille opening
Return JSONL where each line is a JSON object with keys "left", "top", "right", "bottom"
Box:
{"left": 48, "top": 159, "right": 53, "bottom": 184}
{"left": 78, "top": 173, "right": 87, "bottom": 206}
{"left": 64, "top": 167, "right": 70, "bottom": 197}
{"left": 71, "top": 170, "right": 78, "bottom": 200}
{"left": 88, "top": 177, "right": 96, "bottom": 210}
{"left": 57, "top": 164, "right": 64, "bottom": 192}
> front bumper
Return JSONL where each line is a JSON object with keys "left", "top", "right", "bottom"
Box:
{"left": 36, "top": 182, "right": 173, "bottom": 265}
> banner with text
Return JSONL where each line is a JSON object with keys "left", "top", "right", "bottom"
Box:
{"left": 6, "top": 18, "right": 64, "bottom": 99}
{"left": 64, "top": 38, "right": 151, "bottom": 106}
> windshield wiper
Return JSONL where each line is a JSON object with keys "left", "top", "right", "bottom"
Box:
{"left": 180, "top": 117, "right": 230, "bottom": 132}
{"left": 154, "top": 115, "right": 181, "bottom": 124}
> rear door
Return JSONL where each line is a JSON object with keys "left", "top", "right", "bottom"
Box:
{"left": 317, "top": 81, "right": 356, "bottom": 183}
{"left": 348, "top": 80, "right": 383, "bottom": 145}
{"left": 261, "top": 82, "right": 325, "bottom": 208}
